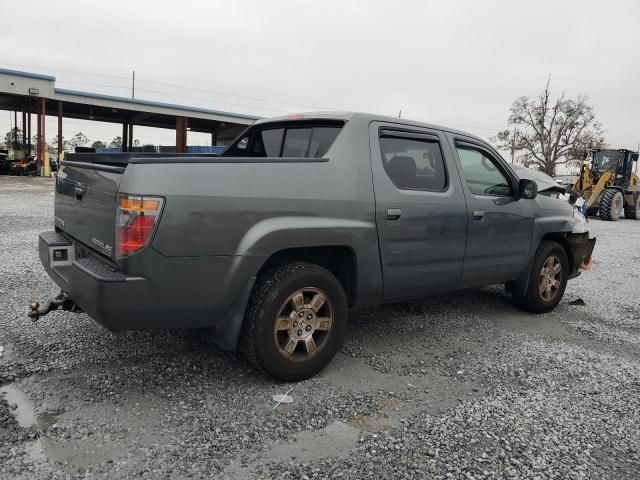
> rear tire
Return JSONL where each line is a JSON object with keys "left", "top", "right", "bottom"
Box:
{"left": 599, "top": 188, "right": 624, "bottom": 221}
{"left": 624, "top": 192, "right": 640, "bottom": 220}
{"left": 514, "top": 241, "right": 569, "bottom": 314}
{"left": 239, "top": 262, "right": 347, "bottom": 381}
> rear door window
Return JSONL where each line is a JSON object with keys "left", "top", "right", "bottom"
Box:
{"left": 379, "top": 135, "right": 447, "bottom": 191}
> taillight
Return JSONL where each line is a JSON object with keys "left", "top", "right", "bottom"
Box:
{"left": 116, "top": 194, "right": 164, "bottom": 258}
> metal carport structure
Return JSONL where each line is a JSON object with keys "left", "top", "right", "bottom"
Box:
{"left": 0, "top": 67, "right": 260, "bottom": 173}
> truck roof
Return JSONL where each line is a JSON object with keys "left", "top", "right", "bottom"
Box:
{"left": 254, "top": 111, "right": 486, "bottom": 143}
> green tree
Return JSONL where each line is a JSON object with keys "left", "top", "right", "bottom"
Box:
{"left": 494, "top": 79, "right": 605, "bottom": 175}
{"left": 91, "top": 140, "right": 107, "bottom": 149}
{"left": 109, "top": 136, "right": 122, "bottom": 148}
{"left": 68, "top": 132, "right": 90, "bottom": 150}
{"left": 4, "top": 127, "right": 23, "bottom": 150}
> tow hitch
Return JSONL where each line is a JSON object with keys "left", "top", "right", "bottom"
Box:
{"left": 28, "top": 292, "right": 81, "bottom": 322}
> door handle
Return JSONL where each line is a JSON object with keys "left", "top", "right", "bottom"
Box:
{"left": 473, "top": 210, "right": 485, "bottom": 221}
{"left": 386, "top": 208, "right": 402, "bottom": 220}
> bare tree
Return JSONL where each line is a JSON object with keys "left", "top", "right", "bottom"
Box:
{"left": 51, "top": 135, "right": 69, "bottom": 152}
{"left": 494, "top": 79, "right": 605, "bottom": 175}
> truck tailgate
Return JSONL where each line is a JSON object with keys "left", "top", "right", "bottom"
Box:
{"left": 55, "top": 162, "right": 124, "bottom": 259}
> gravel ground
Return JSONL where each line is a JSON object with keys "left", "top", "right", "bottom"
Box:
{"left": 1, "top": 175, "right": 639, "bottom": 479}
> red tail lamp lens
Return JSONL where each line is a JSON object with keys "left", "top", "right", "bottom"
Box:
{"left": 117, "top": 195, "right": 163, "bottom": 257}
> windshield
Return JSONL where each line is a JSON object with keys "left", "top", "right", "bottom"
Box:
{"left": 592, "top": 151, "right": 625, "bottom": 172}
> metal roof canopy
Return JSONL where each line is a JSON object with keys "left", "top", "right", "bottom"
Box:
{"left": 0, "top": 67, "right": 259, "bottom": 137}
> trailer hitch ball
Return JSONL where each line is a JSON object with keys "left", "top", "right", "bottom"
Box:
{"left": 27, "top": 293, "right": 80, "bottom": 322}
{"left": 29, "top": 302, "right": 41, "bottom": 322}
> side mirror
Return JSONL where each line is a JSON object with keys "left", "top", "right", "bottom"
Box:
{"left": 518, "top": 179, "right": 538, "bottom": 199}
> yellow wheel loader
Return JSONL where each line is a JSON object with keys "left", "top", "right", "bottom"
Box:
{"left": 572, "top": 148, "right": 640, "bottom": 221}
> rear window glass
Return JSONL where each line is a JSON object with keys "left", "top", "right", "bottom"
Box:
{"left": 223, "top": 123, "right": 342, "bottom": 158}
{"left": 282, "top": 128, "right": 312, "bottom": 157}
{"left": 309, "top": 127, "right": 341, "bottom": 158}
{"left": 251, "top": 128, "right": 284, "bottom": 157}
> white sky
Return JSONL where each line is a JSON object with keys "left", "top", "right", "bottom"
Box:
{"left": 1, "top": 0, "right": 639, "bottom": 152}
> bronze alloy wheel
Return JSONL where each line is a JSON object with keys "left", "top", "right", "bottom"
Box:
{"left": 539, "top": 255, "right": 562, "bottom": 302}
{"left": 273, "top": 287, "right": 333, "bottom": 362}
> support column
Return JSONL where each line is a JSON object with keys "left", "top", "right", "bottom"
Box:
{"left": 27, "top": 108, "right": 32, "bottom": 156}
{"left": 22, "top": 111, "right": 27, "bottom": 147}
{"left": 176, "top": 116, "right": 187, "bottom": 153}
{"left": 122, "top": 121, "right": 129, "bottom": 152}
{"left": 36, "top": 99, "right": 43, "bottom": 170}
{"left": 57, "top": 101, "right": 63, "bottom": 156}
{"left": 128, "top": 122, "right": 134, "bottom": 150}
{"left": 211, "top": 129, "right": 217, "bottom": 147}
{"left": 39, "top": 97, "right": 46, "bottom": 174}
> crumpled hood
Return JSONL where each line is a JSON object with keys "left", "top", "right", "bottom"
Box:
{"left": 513, "top": 165, "right": 567, "bottom": 194}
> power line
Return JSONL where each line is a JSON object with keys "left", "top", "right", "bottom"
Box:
{"left": 0, "top": 62, "right": 130, "bottom": 80}
{"left": 134, "top": 88, "right": 293, "bottom": 114}
{"left": 1, "top": 61, "right": 504, "bottom": 133}
{"left": 0, "top": 61, "right": 331, "bottom": 111}
{"left": 136, "top": 78, "right": 334, "bottom": 111}
{"left": 56, "top": 80, "right": 130, "bottom": 90}
{"left": 56, "top": 81, "right": 297, "bottom": 114}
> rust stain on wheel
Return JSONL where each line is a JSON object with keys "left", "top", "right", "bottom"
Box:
{"left": 273, "top": 287, "right": 333, "bottom": 362}
{"left": 538, "top": 255, "right": 562, "bottom": 302}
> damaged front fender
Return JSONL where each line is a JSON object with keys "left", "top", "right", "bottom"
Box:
{"left": 566, "top": 232, "right": 596, "bottom": 278}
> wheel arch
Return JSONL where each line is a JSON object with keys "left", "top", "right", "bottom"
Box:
{"left": 234, "top": 216, "right": 382, "bottom": 307}
{"left": 539, "top": 232, "right": 574, "bottom": 273}
{"left": 508, "top": 232, "right": 574, "bottom": 297}
{"left": 257, "top": 246, "right": 358, "bottom": 307}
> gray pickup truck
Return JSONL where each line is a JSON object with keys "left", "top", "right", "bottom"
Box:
{"left": 32, "top": 112, "right": 595, "bottom": 380}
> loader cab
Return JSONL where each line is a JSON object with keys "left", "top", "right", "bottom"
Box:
{"left": 591, "top": 149, "right": 638, "bottom": 189}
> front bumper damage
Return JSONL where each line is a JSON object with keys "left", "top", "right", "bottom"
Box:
{"left": 566, "top": 232, "right": 596, "bottom": 279}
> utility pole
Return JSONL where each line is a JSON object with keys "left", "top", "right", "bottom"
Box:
{"left": 398, "top": 110, "right": 402, "bottom": 119}
{"left": 132, "top": 70, "right": 136, "bottom": 99}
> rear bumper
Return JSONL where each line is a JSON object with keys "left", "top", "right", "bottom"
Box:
{"left": 39, "top": 231, "right": 159, "bottom": 331}
{"left": 38, "top": 231, "right": 257, "bottom": 349}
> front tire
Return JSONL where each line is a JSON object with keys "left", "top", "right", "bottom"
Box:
{"left": 239, "top": 262, "right": 347, "bottom": 381}
{"left": 599, "top": 188, "right": 624, "bottom": 221}
{"left": 515, "top": 241, "right": 569, "bottom": 313}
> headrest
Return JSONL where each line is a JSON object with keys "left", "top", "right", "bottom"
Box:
{"left": 387, "top": 156, "right": 416, "bottom": 186}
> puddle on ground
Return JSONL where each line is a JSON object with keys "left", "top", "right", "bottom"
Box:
{"left": 225, "top": 420, "right": 361, "bottom": 479}
{"left": 0, "top": 384, "right": 56, "bottom": 463}
{"left": 1, "top": 384, "right": 38, "bottom": 428}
